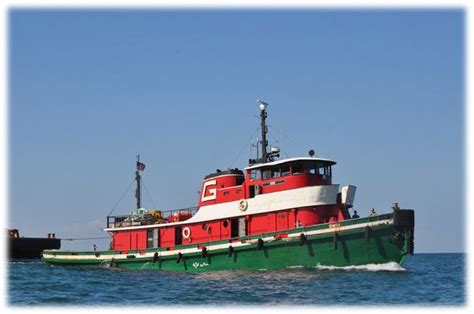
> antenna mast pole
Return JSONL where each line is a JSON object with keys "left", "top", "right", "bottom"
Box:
{"left": 135, "top": 155, "right": 141, "bottom": 209}
{"left": 259, "top": 100, "right": 269, "bottom": 163}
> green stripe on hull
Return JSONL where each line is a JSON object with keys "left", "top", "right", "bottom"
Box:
{"left": 43, "top": 222, "right": 411, "bottom": 272}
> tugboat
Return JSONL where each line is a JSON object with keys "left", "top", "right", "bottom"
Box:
{"left": 42, "top": 101, "right": 415, "bottom": 271}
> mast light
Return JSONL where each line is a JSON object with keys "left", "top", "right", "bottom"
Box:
{"left": 258, "top": 99, "right": 269, "bottom": 111}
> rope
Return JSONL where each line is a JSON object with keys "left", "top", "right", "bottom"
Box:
{"left": 107, "top": 179, "right": 135, "bottom": 217}
{"left": 62, "top": 236, "right": 111, "bottom": 241}
{"left": 269, "top": 126, "right": 316, "bottom": 158}
{"left": 227, "top": 126, "right": 260, "bottom": 168}
{"left": 142, "top": 180, "right": 158, "bottom": 209}
{"left": 268, "top": 129, "right": 291, "bottom": 159}
{"left": 279, "top": 130, "right": 311, "bottom": 154}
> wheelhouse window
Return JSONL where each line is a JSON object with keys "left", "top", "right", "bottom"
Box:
{"left": 236, "top": 176, "right": 245, "bottom": 185}
{"left": 323, "top": 165, "right": 332, "bottom": 177}
{"left": 304, "top": 161, "right": 318, "bottom": 174}
{"left": 262, "top": 167, "right": 272, "bottom": 180}
{"left": 290, "top": 160, "right": 333, "bottom": 177}
{"left": 249, "top": 161, "right": 332, "bottom": 180}
{"left": 316, "top": 161, "right": 332, "bottom": 177}
{"left": 250, "top": 169, "right": 261, "bottom": 181}
{"left": 291, "top": 161, "right": 303, "bottom": 175}
{"left": 272, "top": 166, "right": 281, "bottom": 178}
{"left": 281, "top": 163, "right": 291, "bottom": 176}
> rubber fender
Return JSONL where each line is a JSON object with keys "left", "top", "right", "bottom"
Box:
{"left": 333, "top": 233, "right": 338, "bottom": 250}
{"left": 201, "top": 247, "right": 207, "bottom": 258}
{"left": 299, "top": 233, "right": 307, "bottom": 246}
{"left": 391, "top": 230, "right": 403, "bottom": 246}
{"left": 257, "top": 238, "right": 264, "bottom": 250}
{"left": 365, "top": 226, "right": 371, "bottom": 241}
{"left": 393, "top": 209, "right": 415, "bottom": 228}
{"left": 228, "top": 245, "right": 234, "bottom": 257}
{"left": 408, "top": 227, "right": 415, "bottom": 255}
{"left": 109, "top": 258, "right": 115, "bottom": 268}
{"left": 153, "top": 252, "right": 159, "bottom": 263}
{"left": 176, "top": 252, "right": 183, "bottom": 263}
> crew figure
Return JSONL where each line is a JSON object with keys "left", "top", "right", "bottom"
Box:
{"left": 369, "top": 208, "right": 377, "bottom": 217}
{"left": 352, "top": 210, "right": 360, "bottom": 219}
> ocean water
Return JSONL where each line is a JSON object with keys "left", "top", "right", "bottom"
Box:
{"left": 8, "top": 253, "right": 465, "bottom": 306}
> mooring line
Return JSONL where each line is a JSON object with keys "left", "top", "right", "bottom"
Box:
{"left": 61, "top": 237, "right": 111, "bottom": 241}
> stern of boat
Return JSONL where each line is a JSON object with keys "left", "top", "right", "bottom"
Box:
{"left": 391, "top": 206, "right": 415, "bottom": 261}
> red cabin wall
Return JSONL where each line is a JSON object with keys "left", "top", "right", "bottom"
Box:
{"left": 112, "top": 230, "right": 147, "bottom": 251}
{"left": 247, "top": 214, "right": 271, "bottom": 235}
{"left": 198, "top": 162, "right": 333, "bottom": 209}
{"left": 159, "top": 227, "right": 174, "bottom": 248}
{"left": 246, "top": 174, "right": 331, "bottom": 196}
{"left": 199, "top": 175, "right": 245, "bottom": 207}
{"left": 112, "top": 205, "right": 342, "bottom": 251}
{"left": 198, "top": 173, "right": 332, "bottom": 208}
{"left": 181, "top": 220, "right": 228, "bottom": 245}
{"left": 295, "top": 207, "right": 326, "bottom": 225}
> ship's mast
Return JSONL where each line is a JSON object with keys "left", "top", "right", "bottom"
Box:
{"left": 135, "top": 155, "right": 142, "bottom": 209}
{"left": 258, "top": 100, "right": 269, "bottom": 163}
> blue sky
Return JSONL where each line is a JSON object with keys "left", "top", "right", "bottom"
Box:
{"left": 8, "top": 9, "right": 464, "bottom": 252}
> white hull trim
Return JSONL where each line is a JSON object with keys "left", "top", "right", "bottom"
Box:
{"left": 105, "top": 185, "right": 340, "bottom": 232}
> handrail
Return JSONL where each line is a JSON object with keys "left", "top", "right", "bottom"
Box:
{"left": 106, "top": 206, "right": 198, "bottom": 228}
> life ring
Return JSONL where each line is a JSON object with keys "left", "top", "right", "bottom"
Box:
{"left": 238, "top": 199, "right": 248, "bottom": 211}
{"left": 182, "top": 227, "right": 191, "bottom": 239}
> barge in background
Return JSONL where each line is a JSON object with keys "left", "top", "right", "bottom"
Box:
{"left": 42, "top": 101, "right": 414, "bottom": 271}
{"left": 8, "top": 229, "right": 60, "bottom": 259}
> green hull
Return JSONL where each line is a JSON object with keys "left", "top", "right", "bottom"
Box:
{"left": 43, "top": 213, "right": 414, "bottom": 272}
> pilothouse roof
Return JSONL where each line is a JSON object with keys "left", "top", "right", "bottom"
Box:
{"left": 245, "top": 157, "right": 336, "bottom": 170}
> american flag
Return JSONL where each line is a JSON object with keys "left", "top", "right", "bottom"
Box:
{"left": 137, "top": 161, "right": 145, "bottom": 171}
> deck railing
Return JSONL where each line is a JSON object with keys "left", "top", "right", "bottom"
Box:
{"left": 106, "top": 206, "right": 198, "bottom": 229}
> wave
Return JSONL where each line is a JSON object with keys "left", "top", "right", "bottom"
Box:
{"left": 286, "top": 265, "right": 305, "bottom": 269}
{"left": 8, "top": 260, "right": 42, "bottom": 265}
{"left": 315, "top": 262, "right": 405, "bottom": 272}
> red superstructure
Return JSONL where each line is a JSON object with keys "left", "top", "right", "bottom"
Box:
{"left": 106, "top": 102, "right": 356, "bottom": 253}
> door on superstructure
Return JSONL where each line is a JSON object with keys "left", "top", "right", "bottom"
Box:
{"left": 147, "top": 228, "right": 159, "bottom": 248}
{"left": 231, "top": 219, "right": 239, "bottom": 238}
{"left": 277, "top": 212, "right": 289, "bottom": 230}
{"left": 238, "top": 217, "right": 247, "bottom": 237}
{"left": 153, "top": 228, "right": 159, "bottom": 248}
{"left": 175, "top": 226, "right": 182, "bottom": 246}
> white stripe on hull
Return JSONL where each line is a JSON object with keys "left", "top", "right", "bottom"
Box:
{"left": 105, "top": 184, "right": 340, "bottom": 232}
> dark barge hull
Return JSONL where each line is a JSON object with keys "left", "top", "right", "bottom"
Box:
{"left": 9, "top": 237, "right": 61, "bottom": 259}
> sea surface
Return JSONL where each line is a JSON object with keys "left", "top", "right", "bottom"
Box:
{"left": 8, "top": 253, "right": 465, "bottom": 306}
